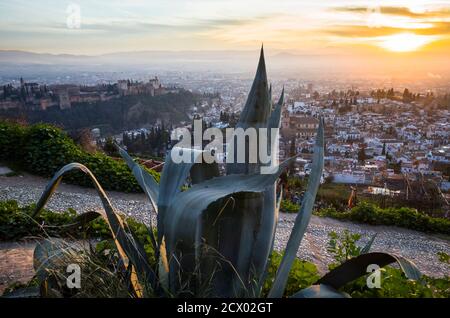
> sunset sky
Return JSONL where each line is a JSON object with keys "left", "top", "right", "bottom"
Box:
{"left": 0, "top": 0, "right": 450, "bottom": 56}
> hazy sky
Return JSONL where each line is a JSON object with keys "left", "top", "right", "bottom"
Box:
{"left": 1, "top": 0, "right": 450, "bottom": 55}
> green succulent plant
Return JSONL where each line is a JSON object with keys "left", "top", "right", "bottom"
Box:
{"left": 30, "top": 47, "right": 421, "bottom": 298}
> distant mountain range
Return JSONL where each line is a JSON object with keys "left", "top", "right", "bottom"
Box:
{"left": 0, "top": 49, "right": 294, "bottom": 65}
{"left": 0, "top": 49, "right": 334, "bottom": 77}
{"left": 0, "top": 49, "right": 448, "bottom": 80}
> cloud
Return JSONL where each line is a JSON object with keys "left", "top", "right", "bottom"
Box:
{"left": 37, "top": 16, "right": 269, "bottom": 35}
{"left": 325, "top": 22, "right": 450, "bottom": 38}
{"left": 332, "top": 6, "right": 450, "bottom": 18}
{"left": 427, "top": 72, "right": 442, "bottom": 79}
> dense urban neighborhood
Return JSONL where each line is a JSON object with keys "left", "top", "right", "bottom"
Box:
{"left": 2, "top": 74, "right": 449, "bottom": 213}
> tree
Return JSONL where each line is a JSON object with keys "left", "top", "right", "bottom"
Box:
{"left": 403, "top": 88, "right": 413, "bottom": 103}
{"left": 313, "top": 91, "right": 320, "bottom": 100}
{"left": 386, "top": 152, "right": 392, "bottom": 162}
{"left": 381, "top": 143, "right": 386, "bottom": 155}
{"left": 289, "top": 138, "right": 297, "bottom": 173}
{"left": 104, "top": 137, "right": 119, "bottom": 156}
{"left": 358, "top": 143, "right": 367, "bottom": 164}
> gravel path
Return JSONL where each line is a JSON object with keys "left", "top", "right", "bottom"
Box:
{"left": 1, "top": 174, "right": 449, "bottom": 278}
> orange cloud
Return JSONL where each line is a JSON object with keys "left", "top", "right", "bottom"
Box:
{"left": 332, "top": 6, "right": 450, "bottom": 18}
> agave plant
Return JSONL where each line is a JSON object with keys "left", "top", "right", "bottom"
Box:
{"left": 30, "top": 47, "right": 421, "bottom": 298}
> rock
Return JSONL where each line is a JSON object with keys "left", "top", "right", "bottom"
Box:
{"left": 0, "top": 166, "right": 13, "bottom": 176}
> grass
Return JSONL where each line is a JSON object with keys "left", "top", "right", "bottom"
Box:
{"left": 1, "top": 200, "right": 448, "bottom": 298}
{"left": 4, "top": 227, "right": 449, "bottom": 298}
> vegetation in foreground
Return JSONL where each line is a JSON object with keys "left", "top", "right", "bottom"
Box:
{"left": 1, "top": 200, "right": 448, "bottom": 298}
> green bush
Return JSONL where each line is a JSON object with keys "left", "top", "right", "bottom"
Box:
{"left": 438, "top": 252, "right": 450, "bottom": 264}
{"left": 262, "top": 250, "right": 320, "bottom": 297}
{"left": 0, "top": 121, "right": 159, "bottom": 192}
{"left": 316, "top": 202, "right": 450, "bottom": 235}
{"left": 22, "top": 123, "right": 83, "bottom": 177}
{"left": 0, "top": 200, "right": 110, "bottom": 240}
{"left": 342, "top": 266, "right": 450, "bottom": 298}
{"left": 0, "top": 121, "right": 26, "bottom": 161}
{"left": 287, "top": 177, "right": 350, "bottom": 210}
{"left": 280, "top": 199, "right": 300, "bottom": 213}
{"left": 317, "top": 183, "right": 351, "bottom": 209}
{"left": 0, "top": 200, "right": 154, "bottom": 250}
{"left": 325, "top": 228, "right": 450, "bottom": 298}
{"left": 327, "top": 230, "right": 363, "bottom": 268}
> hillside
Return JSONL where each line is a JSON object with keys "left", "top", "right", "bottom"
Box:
{"left": 0, "top": 90, "right": 198, "bottom": 134}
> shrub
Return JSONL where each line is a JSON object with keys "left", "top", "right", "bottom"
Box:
{"left": 327, "top": 230, "right": 362, "bottom": 268}
{"left": 438, "top": 252, "right": 450, "bottom": 264}
{"left": 22, "top": 123, "right": 83, "bottom": 177}
{"left": 262, "top": 251, "right": 320, "bottom": 297}
{"left": 280, "top": 199, "right": 300, "bottom": 213}
{"left": 317, "top": 201, "right": 450, "bottom": 235}
{"left": 342, "top": 266, "right": 450, "bottom": 298}
{"left": 326, "top": 228, "right": 450, "bottom": 298}
{"left": 0, "top": 200, "right": 156, "bottom": 259}
{"left": 0, "top": 121, "right": 26, "bottom": 161}
{"left": 317, "top": 185, "right": 350, "bottom": 208}
{"left": 0, "top": 121, "right": 159, "bottom": 192}
{"left": 0, "top": 200, "right": 110, "bottom": 240}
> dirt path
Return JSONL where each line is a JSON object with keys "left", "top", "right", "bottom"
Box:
{"left": 0, "top": 241, "right": 35, "bottom": 294}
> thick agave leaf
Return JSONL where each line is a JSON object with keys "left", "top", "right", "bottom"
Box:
{"left": 220, "top": 49, "right": 282, "bottom": 295}
{"left": 1, "top": 287, "right": 40, "bottom": 298}
{"left": 164, "top": 157, "right": 296, "bottom": 296}
{"left": 236, "top": 45, "right": 271, "bottom": 130}
{"left": 33, "top": 238, "right": 79, "bottom": 283}
{"left": 157, "top": 147, "right": 204, "bottom": 243}
{"left": 63, "top": 211, "right": 101, "bottom": 231}
{"left": 268, "top": 119, "right": 324, "bottom": 298}
{"left": 291, "top": 284, "right": 350, "bottom": 298}
{"left": 269, "top": 83, "right": 272, "bottom": 103}
{"left": 118, "top": 145, "right": 159, "bottom": 252}
{"left": 361, "top": 233, "right": 377, "bottom": 254}
{"left": 227, "top": 45, "right": 271, "bottom": 176}
{"left": 190, "top": 162, "right": 220, "bottom": 185}
{"left": 316, "top": 252, "right": 422, "bottom": 289}
{"left": 156, "top": 147, "right": 213, "bottom": 291}
{"left": 246, "top": 89, "right": 285, "bottom": 297}
{"left": 118, "top": 145, "right": 159, "bottom": 212}
{"left": 265, "top": 87, "right": 284, "bottom": 168}
{"left": 32, "top": 163, "right": 156, "bottom": 296}
{"left": 267, "top": 87, "right": 284, "bottom": 132}
{"left": 210, "top": 47, "right": 281, "bottom": 296}
{"left": 252, "top": 186, "right": 284, "bottom": 297}
{"left": 244, "top": 187, "right": 275, "bottom": 295}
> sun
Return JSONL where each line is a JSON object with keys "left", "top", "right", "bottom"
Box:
{"left": 377, "top": 33, "right": 435, "bottom": 52}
